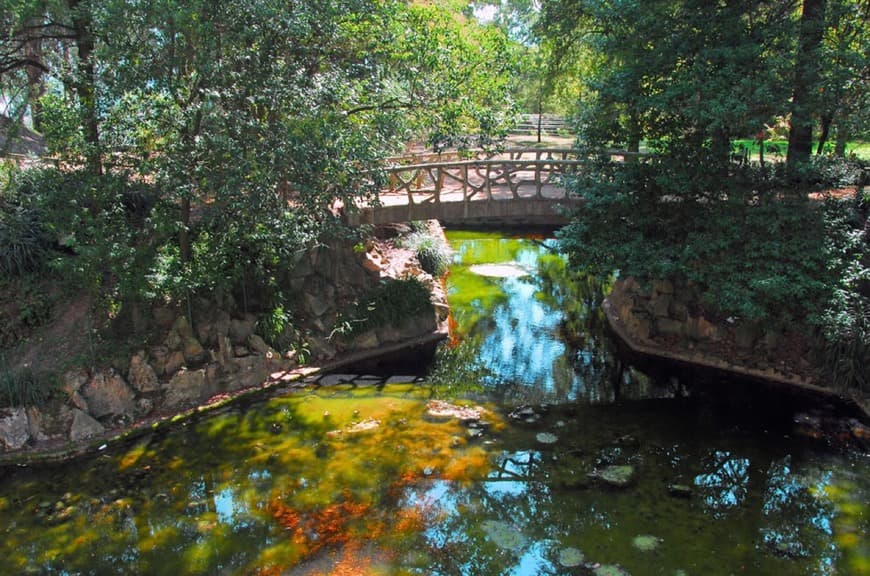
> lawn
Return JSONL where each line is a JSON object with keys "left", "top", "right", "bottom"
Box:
{"left": 732, "top": 139, "right": 870, "bottom": 161}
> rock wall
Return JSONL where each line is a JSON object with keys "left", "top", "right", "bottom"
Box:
{"left": 1, "top": 225, "right": 448, "bottom": 455}
{"left": 608, "top": 276, "right": 808, "bottom": 375}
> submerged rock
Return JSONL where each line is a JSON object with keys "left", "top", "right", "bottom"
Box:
{"left": 588, "top": 465, "right": 636, "bottom": 489}
{"left": 481, "top": 520, "right": 526, "bottom": 552}
{"left": 592, "top": 564, "right": 632, "bottom": 576}
{"left": 536, "top": 432, "right": 558, "bottom": 445}
{"left": 426, "top": 400, "right": 485, "bottom": 422}
{"left": 469, "top": 263, "right": 530, "bottom": 278}
{"left": 668, "top": 484, "right": 693, "bottom": 498}
{"left": 632, "top": 534, "right": 662, "bottom": 552}
{"left": 557, "top": 547, "right": 585, "bottom": 567}
{"left": 326, "top": 418, "right": 381, "bottom": 437}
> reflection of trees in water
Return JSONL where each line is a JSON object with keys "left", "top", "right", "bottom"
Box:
{"left": 694, "top": 450, "right": 751, "bottom": 515}
{"left": 759, "top": 456, "right": 837, "bottom": 566}
{"left": 404, "top": 460, "right": 563, "bottom": 576}
{"left": 450, "top": 236, "right": 675, "bottom": 404}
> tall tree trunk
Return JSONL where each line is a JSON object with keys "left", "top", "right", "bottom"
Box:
{"left": 626, "top": 111, "right": 641, "bottom": 162}
{"left": 68, "top": 0, "right": 102, "bottom": 175}
{"left": 786, "top": 0, "right": 826, "bottom": 172}
{"left": 23, "top": 17, "right": 46, "bottom": 132}
{"left": 816, "top": 113, "right": 833, "bottom": 154}
{"left": 834, "top": 121, "right": 849, "bottom": 157}
{"left": 711, "top": 126, "right": 731, "bottom": 171}
{"left": 179, "top": 197, "right": 191, "bottom": 263}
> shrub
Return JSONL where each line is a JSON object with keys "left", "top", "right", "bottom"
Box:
{"left": 799, "top": 155, "right": 867, "bottom": 189}
{"left": 0, "top": 174, "right": 54, "bottom": 277}
{"left": 813, "top": 197, "right": 870, "bottom": 394}
{"left": 558, "top": 145, "right": 860, "bottom": 326}
{"left": 402, "top": 230, "right": 451, "bottom": 277}
{"left": 336, "top": 277, "right": 433, "bottom": 336}
{"left": 816, "top": 291, "right": 870, "bottom": 395}
{"left": 0, "top": 203, "right": 51, "bottom": 276}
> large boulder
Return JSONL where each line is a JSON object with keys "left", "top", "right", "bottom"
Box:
{"left": 229, "top": 314, "right": 258, "bottom": 344}
{"left": 163, "top": 368, "right": 208, "bottom": 409}
{"left": 80, "top": 371, "right": 136, "bottom": 419}
{"left": 69, "top": 408, "right": 104, "bottom": 441}
{"left": 26, "top": 403, "right": 73, "bottom": 443}
{"left": 195, "top": 309, "right": 231, "bottom": 347}
{"left": 182, "top": 335, "right": 207, "bottom": 365}
{"left": 128, "top": 352, "right": 160, "bottom": 393}
{"left": 225, "top": 356, "right": 269, "bottom": 391}
{"left": 0, "top": 407, "right": 30, "bottom": 451}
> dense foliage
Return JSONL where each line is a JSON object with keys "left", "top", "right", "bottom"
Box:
{"left": 0, "top": 0, "right": 517, "bottom": 325}
{"left": 540, "top": 0, "right": 869, "bottom": 393}
{"left": 560, "top": 151, "right": 867, "bottom": 323}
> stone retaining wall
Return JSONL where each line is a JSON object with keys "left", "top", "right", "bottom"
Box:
{"left": 1, "top": 224, "right": 449, "bottom": 457}
{"left": 607, "top": 276, "right": 816, "bottom": 385}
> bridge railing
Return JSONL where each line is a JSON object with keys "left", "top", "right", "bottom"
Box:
{"left": 381, "top": 148, "right": 590, "bottom": 206}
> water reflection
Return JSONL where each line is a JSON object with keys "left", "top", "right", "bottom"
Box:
{"left": 446, "top": 232, "right": 683, "bottom": 406}
{"left": 694, "top": 450, "right": 752, "bottom": 514}
{"left": 0, "top": 231, "right": 867, "bottom": 575}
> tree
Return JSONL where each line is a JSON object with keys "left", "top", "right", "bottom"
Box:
{"left": 786, "top": 0, "right": 827, "bottom": 169}
{"left": 540, "top": 0, "right": 798, "bottom": 160}
{"left": 2, "top": 0, "right": 518, "bottom": 312}
{"left": 816, "top": 0, "right": 869, "bottom": 156}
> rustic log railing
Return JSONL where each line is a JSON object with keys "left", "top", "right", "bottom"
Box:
{"left": 347, "top": 148, "right": 645, "bottom": 225}
{"left": 381, "top": 148, "right": 585, "bottom": 206}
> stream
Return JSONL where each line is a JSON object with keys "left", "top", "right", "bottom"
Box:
{"left": 0, "top": 229, "right": 867, "bottom": 575}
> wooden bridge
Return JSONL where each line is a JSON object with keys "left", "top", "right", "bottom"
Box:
{"left": 345, "top": 148, "right": 589, "bottom": 226}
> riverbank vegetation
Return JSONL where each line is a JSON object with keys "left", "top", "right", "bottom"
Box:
{"left": 533, "top": 0, "right": 868, "bottom": 398}
{"left": 1, "top": 0, "right": 869, "bottom": 410}
{"left": 0, "top": 0, "right": 518, "bottom": 408}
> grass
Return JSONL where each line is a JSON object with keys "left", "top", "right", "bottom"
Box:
{"left": 0, "top": 353, "right": 56, "bottom": 408}
{"left": 731, "top": 139, "right": 870, "bottom": 161}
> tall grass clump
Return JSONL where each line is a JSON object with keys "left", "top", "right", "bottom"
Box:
{"left": 403, "top": 229, "right": 451, "bottom": 277}
{"left": 0, "top": 354, "right": 55, "bottom": 408}
{"left": 0, "top": 197, "right": 51, "bottom": 277}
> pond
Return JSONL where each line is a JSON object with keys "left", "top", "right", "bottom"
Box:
{"left": 0, "top": 230, "right": 867, "bottom": 576}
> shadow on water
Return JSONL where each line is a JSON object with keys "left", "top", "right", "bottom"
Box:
{"left": 0, "top": 228, "right": 867, "bottom": 575}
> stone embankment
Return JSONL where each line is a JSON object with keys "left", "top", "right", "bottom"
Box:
{"left": 605, "top": 276, "right": 870, "bottom": 442}
{"left": 0, "top": 222, "right": 450, "bottom": 462}
{"left": 606, "top": 276, "right": 817, "bottom": 386}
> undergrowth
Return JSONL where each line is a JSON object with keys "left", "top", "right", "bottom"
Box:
{"left": 0, "top": 354, "right": 56, "bottom": 408}
{"left": 333, "top": 277, "right": 433, "bottom": 337}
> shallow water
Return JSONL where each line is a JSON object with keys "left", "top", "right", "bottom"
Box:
{"left": 0, "top": 230, "right": 867, "bottom": 575}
